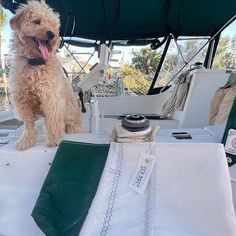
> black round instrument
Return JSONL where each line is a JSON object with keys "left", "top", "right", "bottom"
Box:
{"left": 121, "top": 115, "right": 150, "bottom": 132}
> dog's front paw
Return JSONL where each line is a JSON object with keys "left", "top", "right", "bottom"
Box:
{"left": 47, "top": 139, "right": 60, "bottom": 148}
{"left": 16, "top": 140, "right": 34, "bottom": 151}
{"left": 16, "top": 131, "right": 38, "bottom": 151}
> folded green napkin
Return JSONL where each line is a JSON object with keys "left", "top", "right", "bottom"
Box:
{"left": 32, "top": 141, "right": 110, "bottom": 236}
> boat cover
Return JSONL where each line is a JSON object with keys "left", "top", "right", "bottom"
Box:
{"left": 32, "top": 141, "right": 236, "bottom": 236}
{"left": 1, "top": 0, "right": 236, "bottom": 40}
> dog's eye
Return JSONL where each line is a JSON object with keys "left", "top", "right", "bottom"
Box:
{"left": 34, "top": 20, "right": 41, "bottom": 25}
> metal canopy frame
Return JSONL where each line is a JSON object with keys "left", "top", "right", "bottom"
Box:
{"left": 147, "top": 15, "right": 236, "bottom": 95}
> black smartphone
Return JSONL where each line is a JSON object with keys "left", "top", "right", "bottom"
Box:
{"left": 172, "top": 132, "right": 192, "bottom": 139}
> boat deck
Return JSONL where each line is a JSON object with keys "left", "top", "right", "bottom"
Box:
{"left": 1, "top": 124, "right": 235, "bottom": 235}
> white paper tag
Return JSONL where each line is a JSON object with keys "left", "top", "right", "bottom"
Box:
{"left": 128, "top": 153, "right": 156, "bottom": 194}
{"left": 225, "top": 129, "right": 236, "bottom": 155}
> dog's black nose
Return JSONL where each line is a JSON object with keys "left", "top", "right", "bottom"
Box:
{"left": 46, "top": 31, "right": 54, "bottom": 40}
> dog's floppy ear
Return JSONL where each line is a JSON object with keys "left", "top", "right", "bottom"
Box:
{"left": 10, "top": 12, "right": 24, "bottom": 31}
{"left": 10, "top": 8, "right": 34, "bottom": 32}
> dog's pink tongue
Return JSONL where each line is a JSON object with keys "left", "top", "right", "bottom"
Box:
{"left": 38, "top": 40, "right": 49, "bottom": 60}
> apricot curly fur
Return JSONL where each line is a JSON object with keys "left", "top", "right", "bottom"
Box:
{"left": 10, "top": 1, "right": 83, "bottom": 150}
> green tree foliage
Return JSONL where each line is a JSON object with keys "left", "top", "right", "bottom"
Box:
{"left": 119, "top": 35, "right": 236, "bottom": 95}
{"left": 157, "top": 52, "right": 179, "bottom": 86}
{"left": 212, "top": 36, "right": 236, "bottom": 69}
{"left": 120, "top": 64, "right": 151, "bottom": 95}
{"left": 129, "top": 46, "right": 180, "bottom": 88}
{"left": 183, "top": 40, "right": 199, "bottom": 61}
{"left": 131, "top": 48, "right": 161, "bottom": 75}
{"left": 0, "top": 7, "right": 7, "bottom": 42}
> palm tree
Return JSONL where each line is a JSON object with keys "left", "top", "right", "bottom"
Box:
{"left": 0, "top": 6, "right": 7, "bottom": 96}
{"left": 0, "top": 6, "right": 7, "bottom": 37}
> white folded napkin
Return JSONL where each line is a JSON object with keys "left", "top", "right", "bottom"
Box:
{"left": 80, "top": 142, "right": 236, "bottom": 236}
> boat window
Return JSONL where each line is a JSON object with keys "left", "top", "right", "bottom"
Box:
{"left": 212, "top": 20, "right": 236, "bottom": 69}
{"left": 70, "top": 42, "right": 167, "bottom": 98}
{"left": 153, "top": 37, "right": 208, "bottom": 88}
{"left": 59, "top": 37, "right": 209, "bottom": 98}
{"left": 67, "top": 37, "right": 209, "bottom": 97}
{"left": 106, "top": 43, "right": 165, "bottom": 96}
{"left": 101, "top": 37, "right": 209, "bottom": 97}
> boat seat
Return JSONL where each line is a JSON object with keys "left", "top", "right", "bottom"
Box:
{"left": 174, "top": 69, "right": 230, "bottom": 128}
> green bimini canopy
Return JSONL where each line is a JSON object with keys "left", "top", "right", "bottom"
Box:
{"left": 2, "top": 0, "right": 236, "bottom": 40}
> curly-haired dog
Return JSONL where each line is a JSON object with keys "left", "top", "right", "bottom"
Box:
{"left": 10, "top": 1, "right": 83, "bottom": 150}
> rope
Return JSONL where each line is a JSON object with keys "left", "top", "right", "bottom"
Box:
{"left": 162, "top": 70, "right": 192, "bottom": 117}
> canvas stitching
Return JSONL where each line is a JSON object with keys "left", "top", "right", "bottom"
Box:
{"left": 100, "top": 143, "right": 123, "bottom": 236}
